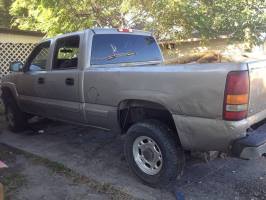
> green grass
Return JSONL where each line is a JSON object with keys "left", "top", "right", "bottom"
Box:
{"left": 0, "top": 144, "right": 133, "bottom": 200}
{"left": 2, "top": 173, "right": 26, "bottom": 200}
{"left": 28, "top": 155, "right": 132, "bottom": 200}
{"left": 0, "top": 145, "right": 27, "bottom": 200}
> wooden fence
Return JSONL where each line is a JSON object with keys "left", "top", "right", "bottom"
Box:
{"left": 0, "top": 43, "right": 35, "bottom": 80}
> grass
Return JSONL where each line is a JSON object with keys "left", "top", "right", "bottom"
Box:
{"left": 0, "top": 145, "right": 27, "bottom": 200}
{"left": 2, "top": 173, "right": 26, "bottom": 200}
{"left": 0, "top": 144, "right": 133, "bottom": 200}
{"left": 28, "top": 155, "right": 132, "bottom": 200}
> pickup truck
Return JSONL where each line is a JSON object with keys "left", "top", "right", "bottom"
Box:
{"left": 1, "top": 28, "right": 266, "bottom": 186}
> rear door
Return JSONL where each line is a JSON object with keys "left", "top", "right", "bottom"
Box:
{"left": 247, "top": 60, "right": 266, "bottom": 116}
{"left": 42, "top": 35, "right": 84, "bottom": 122}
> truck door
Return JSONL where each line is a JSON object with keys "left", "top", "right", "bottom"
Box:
{"left": 16, "top": 41, "right": 51, "bottom": 115}
{"left": 42, "top": 35, "right": 84, "bottom": 122}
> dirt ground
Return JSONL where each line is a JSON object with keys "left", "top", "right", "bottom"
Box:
{"left": 0, "top": 103, "right": 266, "bottom": 200}
{"left": 0, "top": 107, "right": 131, "bottom": 200}
{"left": 0, "top": 144, "right": 122, "bottom": 200}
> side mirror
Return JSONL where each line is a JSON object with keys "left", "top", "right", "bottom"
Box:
{"left": 10, "top": 61, "right": 23, "bottom": 72}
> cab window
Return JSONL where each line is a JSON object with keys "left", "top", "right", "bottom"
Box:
{"left": 25, "top": 41, "right": 51, "bottom": 71}
{"left": 52, "top": 35, "right": 80, "bottom": 70}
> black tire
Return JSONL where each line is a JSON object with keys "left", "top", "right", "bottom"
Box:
{"left": 124, "top": 119, "right": 185, "bottom": 187}
{"left": 4, "top": 98, "right": 28, "bottom": 132}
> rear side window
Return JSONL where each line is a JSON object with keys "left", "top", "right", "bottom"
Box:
{"left": 91, "top": 34, "right": 162, "bottom": 66}
{"left": 53, "top": 35, "right": 80, "bottom": 70}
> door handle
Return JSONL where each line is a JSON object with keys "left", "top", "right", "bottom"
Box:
{"left": 38, "top": 77, "right": 45, "bottom": 84}
{"left": 65, "top": 78, "right": 74, "bottom": 86}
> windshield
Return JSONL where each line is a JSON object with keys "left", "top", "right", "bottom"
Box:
{"left": 91, "top": 34, "right": 162, "bottom": 65}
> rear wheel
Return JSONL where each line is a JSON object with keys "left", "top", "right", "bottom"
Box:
{"left": 124, "top": 120, "right": 185, "bottom": 187}
{"left": 4, "top": 99, "right": 28, "bottom": 132}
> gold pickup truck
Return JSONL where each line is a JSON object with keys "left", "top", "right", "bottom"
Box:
{"left": 1, "top": 28, "right": 266, "bottom": 186}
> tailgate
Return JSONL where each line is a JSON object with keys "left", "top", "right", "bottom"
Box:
{"left": 248, "top": 60, "right": 266, "bottom": 117}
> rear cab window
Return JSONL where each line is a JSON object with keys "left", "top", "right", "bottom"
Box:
{"left": 52, "top": 35, "right": 80, "bottom": 70}
{"left": 90, "top": 34, "right": 162, "bottom": 66}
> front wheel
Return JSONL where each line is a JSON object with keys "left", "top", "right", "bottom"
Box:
{"left": 124, "top": 120, "right": 185, "bottom": 187}
{"left": 5, "top": 100, "right": 28, "bottom": 132}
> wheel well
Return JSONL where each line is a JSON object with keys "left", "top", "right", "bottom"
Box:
{"left": 118, "top": 99, "right": 179, "bottom": 138}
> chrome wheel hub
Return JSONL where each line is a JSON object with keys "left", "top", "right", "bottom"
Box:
{"left": 133, "top": 136, "right": 163, "bottom": 175}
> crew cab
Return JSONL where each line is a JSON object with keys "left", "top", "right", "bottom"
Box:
{"left": 1, "top": 28, "right": 266, "bottom": 186}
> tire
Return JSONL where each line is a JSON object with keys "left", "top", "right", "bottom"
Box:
{"left": 124, "top": 119, "right": 185, "bottom": 187}
{"left": 4, "top": 98, "right": 28, "bottom": 132}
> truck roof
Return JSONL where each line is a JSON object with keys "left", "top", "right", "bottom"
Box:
{"left": 91, "top": 28, "right": 152, "bottom": 36}
{"left": 42, "top": 28, "right": 153, "bottom": 42}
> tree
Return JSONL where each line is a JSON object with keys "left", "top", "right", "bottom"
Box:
{"left": 0, "top": 0, "right": 13, "bottom": 28}
{"left": 10, "top": 0, "right": 266, "bottom": 46}
{"left": 10, "top": 0, "right": 144, "bottom": 36}
{"left": 133, "top": 0, "right": 266, "bottom": 46}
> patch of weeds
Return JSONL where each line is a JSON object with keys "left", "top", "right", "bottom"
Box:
{"left": 1, "top": 144, "right": 133, "bottom": 200}
{"left": 71, "top": 175, "right": 131, "bottom": 200}
{"left": 2, "top": 172, "right": 26, "bottom": 200}
{"left": 31, "top": 157, "right": 132, "bottom": 199}
{"left": 0, "top": 145, "right": 26, "bottom": 200}
{"left": 30, "top": 156, "right": 73, "bottom": 176}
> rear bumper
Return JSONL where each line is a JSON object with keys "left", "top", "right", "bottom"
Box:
{"left": 231, "top": 130, "right": 266, "bottom": 159}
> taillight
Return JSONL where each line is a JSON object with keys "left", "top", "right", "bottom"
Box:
{"left": 117, "top": 28, "right": 133, "bottom": 33}
{"left": 223, "top": 71, "right": 249, "bottom": 121}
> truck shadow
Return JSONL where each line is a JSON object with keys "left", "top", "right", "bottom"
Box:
{"left": 5, "top": 119, "right": 266, "bottom": 200}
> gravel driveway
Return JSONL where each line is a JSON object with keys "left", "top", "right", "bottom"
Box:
{"left": 0, "top": 116, "right": 266, "bottom": 200}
